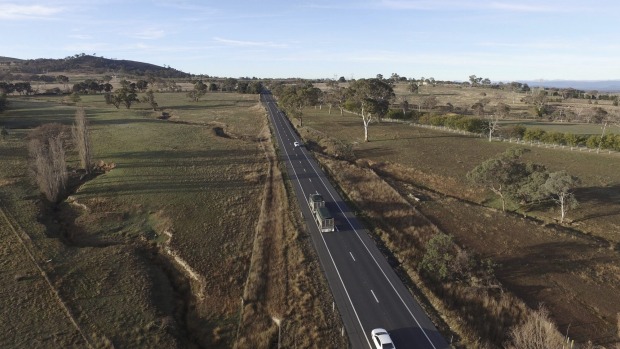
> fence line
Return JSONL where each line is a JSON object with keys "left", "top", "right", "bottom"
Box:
{"left": 380, "top": 118, "right": 620, "bottom": 157}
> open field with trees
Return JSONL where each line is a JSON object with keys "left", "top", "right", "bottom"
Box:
{"left": 277, "top": 80, "right": 620, "bottom": 348}
{"left": 3, "top": 56, "right": 620, "bottom": 347}
{"left": 0, "top": 78, "right": 345, "bottom": 347}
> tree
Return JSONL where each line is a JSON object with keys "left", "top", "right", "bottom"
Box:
{"left": 345, "top": 78, "right": 394, "bottom": 142}
{"left": 142, "top": 89, "right": 158, "bottom": 110}
{"left": 485, "top": 113, "right": 501, "bottom": 142}
{"left": 469, "top": 74, "right": 483, "bottom": 86}
{"left": 467, "top": 148, "right": 531, "bottom": 211}
{"left": 56, "top": 75, "right": 69, "bottom": 90}
{"left": 187, "top": 81, "right": 207, "bottom": 102}
{"left": 421, "top": 95, "right": 438, "bottom": 110}
{"left": 29, "top": 125, "right": 68, "bottom": 203}
{"left": 544, "top": 171, "right": 580, "bottom": 223}
{"left": 72, "top": 108, "right": 93, "bottom": 174}
{"left": 524, "top": 90, "right": 548, "bottom": 117}
{"left": 471, "top": 102, "right": 485, "bottom": 117}
{"left": 136, "top": 79, "right": 149, "bottom": 92}
{"left": 407, "top": 81, "right": 419, "bottom": 94}
{"left": 420, "top": 233, "right": 472, "bottom": 281}
{"left": 494, "top": 102, "right": 510, "bottom": 118}
{"left": 0, "top": 93, "right": 7, "bottom": 113}
{"left": 278, "top": 83, "right": 321, "bottom": 127}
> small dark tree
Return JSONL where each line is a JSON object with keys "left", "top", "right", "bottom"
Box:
{"left": 0, "top": 93, "right": 8, "bottom": 113}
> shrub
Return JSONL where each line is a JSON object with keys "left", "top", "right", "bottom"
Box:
{"left": 501, "top": 124, "right": 527, "bottom": 139}
{"left": 457, "top": 117, "right": 486, "bottom": 133}
{"left": 429, "top": 114, "right": 447, "bottom": 126}
{"left": 563, "top": 133, "right": 580, "bottom": 147}
{"left": 542, "top": 131, "right": 565, "bottom": 145}
{"left": 385, "top": 108, "right": 414, "bottom": 120}
{"left": 523, "top": 128, "right": 546, "bottom": 142}
{"left": 505, "top": 306, "right": 566, "bottom": 349}
{"left": 586, "top": 135, "right": 600, "bottom": 149}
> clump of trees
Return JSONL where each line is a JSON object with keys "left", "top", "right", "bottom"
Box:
{"left": 72, "top": 80, "right": 113, "bottom": 94}
{"left": 467, "top": 148, "right": 580, "bottom": 222}
{"left": 0, "top": 82, "right": 33, "bottom": 95}
{"left": 274, "top": 83, "right": 322, "bottom": 127}
{"left": 28, "top": 124, "right": 69, "bottom": 203}
{"left": 29, "top": 108, "right": 95, "bottom": 203}
{"left": 105, "top": 80, "right": 139, "bottom": 108}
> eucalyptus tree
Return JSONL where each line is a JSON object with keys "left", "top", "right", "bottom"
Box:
{"left": 544, "top": 171, "right": 580, "bottom": 223}
{"left": 279, "top": 83, "right": 321, "bottom": 127}
{"left": 344, "top": 78, "right": 394, "bottom": 142}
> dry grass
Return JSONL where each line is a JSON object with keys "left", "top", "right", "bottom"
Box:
{"left": 0, "top": 91, "right": 343, "bottom": 348}
{"left": 235, "top": 118, "right": 346, "bottom": 348}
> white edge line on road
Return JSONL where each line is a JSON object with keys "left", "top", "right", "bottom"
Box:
{"left": 272, "top": 97, "right": 439, "bottom": 349}
{"left": 265, "top": 97, "right": 373, "bottom": 349}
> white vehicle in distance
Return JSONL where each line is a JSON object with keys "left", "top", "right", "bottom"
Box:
{"left": 371, "top": 328, "right": 396, "bottom": 349}
{"left": 293, "top": 141, "right": 301, "bottom": 147}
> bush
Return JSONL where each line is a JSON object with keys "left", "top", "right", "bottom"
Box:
{"left": 523, "top": 128, "right": 546, "bottom": 142}
{"left": 586, "top": 135, "right": 600, "bottom": 149}
{"left": 457, "top": 117, "right": 486, "bottom": 133}
{"left": 429, "top": 114, "right": 447, "bottom": 126}
{"left": 501, "top": 124, "right": 527, "bottom": 139}
{"left": 542, "top": 131, "right": 565, "bottom": 145}
{"left": 563, "top": 133, "right": 585, "bottom": 147}
{"left": 385, "top": 108, "right": 414, "bottom": 120}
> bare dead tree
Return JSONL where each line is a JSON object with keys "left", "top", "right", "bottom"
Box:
{"left": 72, "top": 107, "right": 93, "bottom": 174}
{"left": 30, "top": 134, "right": 68, "bottom": 203}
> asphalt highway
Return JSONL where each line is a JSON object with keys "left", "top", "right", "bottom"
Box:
{"left": 261, "top": 92, "right": 450, "bottom": 349}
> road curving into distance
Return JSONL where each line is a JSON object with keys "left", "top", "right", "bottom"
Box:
{"left": 261, "top": 91, "right": 450, "bottom": 349}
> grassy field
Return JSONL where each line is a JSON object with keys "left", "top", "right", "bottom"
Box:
{"left": 0, "top": 91, "right": 344, "bottom": 347}
{"left": 294, "top": 95, "right": 620, "bottom": 347}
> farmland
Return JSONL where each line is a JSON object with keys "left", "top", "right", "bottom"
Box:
{"left": 0, "top": 91, "right": 344, "bottom": 348}
{"left": 293, "top": 83, "right": 620, "bottom": 347}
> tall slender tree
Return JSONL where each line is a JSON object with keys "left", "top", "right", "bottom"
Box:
{"left": 72, "top": 107, "right": 93, "bottom": 174}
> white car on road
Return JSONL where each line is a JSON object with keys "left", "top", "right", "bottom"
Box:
{"left": 371, "top": 328, "right": 395, "bottom": 349}
{"left": 293, "top": 141, "right": 300, "bottom": 147}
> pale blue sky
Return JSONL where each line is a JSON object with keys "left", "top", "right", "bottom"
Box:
{"left": 1, "top": 0, "right": 619, "bottom": 81}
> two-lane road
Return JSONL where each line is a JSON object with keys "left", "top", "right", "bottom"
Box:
{"left": 262, "top": 92, "right": 449, "bottom": 349}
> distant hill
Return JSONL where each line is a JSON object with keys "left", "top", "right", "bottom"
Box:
{"left": 519, "top": 80, "right": 620, "bottom": 92}
{"left": 2, "top": 54, "right": 190, "bottom": 79}
{"left": 0, "top": 56, "right": 23, "bottom": 63}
